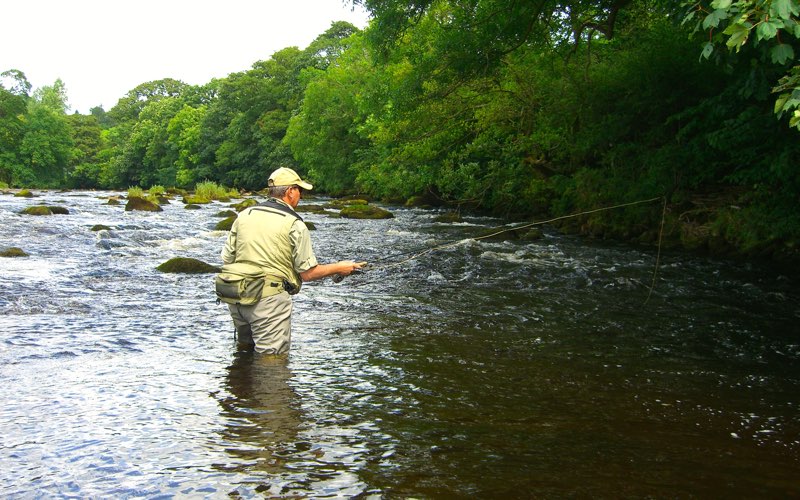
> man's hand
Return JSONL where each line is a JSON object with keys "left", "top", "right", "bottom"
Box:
{"left": 332, "top": 261, "right": 367, "bottom": 283}
{"left": 337, "top": 261, "right": 367, "bottom": 277}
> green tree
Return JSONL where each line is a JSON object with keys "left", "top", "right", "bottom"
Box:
{"left": 117, "top": 97, "right": 184, "bottom": 187}
{"left": 683, "top": 0, "right": 800, "bottom": 130}
{"left": 33, "top": 78, "right": 70, "bottom": 114}
{"left": 20, "top": 96, "right": 74, "bottom": 187}
{"left": 304, "top": 21, "right": 362, "bottom": 69}
{"left": 109, "top": 78, "right": 189, "bottom": 123}
{"left": 89, "top": 106, "right": 115, "bottom": 129}
{"left": 285, "top": 29, "right": 376, "bottom": 194}
{"left": 0, "top": 70, "right": 30, "bottom": 185}
{"left": 167, "top": 104, "right": 207, "bottom": 187}
{"left": 66, "top": 113, "right": 105, "bottom": 188}
{"left": 200, "top": 47, "right": 308, "bottom": 189}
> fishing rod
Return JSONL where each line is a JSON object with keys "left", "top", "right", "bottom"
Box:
{"left": 334, "top": 195, "right": 666, "bottom": 300}
{"left": 370, "top": 196, "right": 664, "bottom": 270}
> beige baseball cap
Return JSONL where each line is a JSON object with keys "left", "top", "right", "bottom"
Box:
{"left": 268, "top": 167, "right": 313, "bottom": 190}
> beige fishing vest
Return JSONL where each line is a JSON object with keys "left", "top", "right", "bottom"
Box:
{"left": 230, "top": 203, "right": 303, "bottom": 291}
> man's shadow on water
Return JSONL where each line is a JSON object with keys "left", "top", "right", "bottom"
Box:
{"left": 216, "top": 350, "right": 304, "bottom": 475}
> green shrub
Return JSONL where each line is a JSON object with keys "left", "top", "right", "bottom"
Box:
{"left": 195, "top": 181, "right": 238, "bottom": 201}
{"left": 128, "top": 186, "right": 144, "bottom": 198}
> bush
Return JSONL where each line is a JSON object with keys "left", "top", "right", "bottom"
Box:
{"left": 194, "top": 181, "right": 239, "bottom": 202}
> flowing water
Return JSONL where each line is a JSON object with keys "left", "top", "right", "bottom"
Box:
{"left": 0, "top": 190, "right": 798, "bottom": 498}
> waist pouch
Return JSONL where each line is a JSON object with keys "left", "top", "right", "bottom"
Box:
{"left": 214, "top": 262, "right": 284, "bottom": 305}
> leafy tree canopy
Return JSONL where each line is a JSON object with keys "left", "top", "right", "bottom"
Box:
{"left": 683, "top": 0, "right": 800, "bottom": 130}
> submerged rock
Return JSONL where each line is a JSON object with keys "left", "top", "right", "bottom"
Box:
{"left": 215, "top": 216, "right": 237, "bottom": 231}
{"left": 233, "top": 199, "right": 258, "bottom": 212}
{"left": 14, "top": 189, "right": 34, "bottom": 198}
{"left": 339, "top": 204, "right": 394, "bottom": 219}
{"left": 182, "top": 195, "right": 211, "bottom": 205}
{"left": 295, "top": 204, "right": 331, "bottom": 215}
{"left": 156, "top": 257, "right": 219, "bottom": 274}
{"left": 91, "top": 224, "right": 112, "bottom": 231}
{"left": 1, "top": 247, "right": 28, "bottom": 257}
{"left": 327, "top": 198, "right": 368, "bottom": 208}
{"left": 433, "top": 212, "right": 463, "bottom": 223}
{"left": 48, "top": 206, "right": 70, "bottom": 215}
{"left": 476, "top": 226, "right": 543, "bottom": 242}
{"left": 184, "top": 204, "right": 203, "bottom": 210}
{"left": 125, "top": 196, "right": 163, "bottom": 212}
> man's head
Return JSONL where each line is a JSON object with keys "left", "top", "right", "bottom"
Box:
{"left": 268, "top": 167, "right": 312, "bottom": 207}
{"left": 268, "top": 167, "right": 312, "bottom": 191}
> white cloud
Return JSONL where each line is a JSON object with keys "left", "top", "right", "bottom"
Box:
{"left": 1, "top": 0, "right": 370, "bottom": 113}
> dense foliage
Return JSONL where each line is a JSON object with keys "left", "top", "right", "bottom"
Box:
{"left": 1, "top": 1, "right": 798, "bottom": 259}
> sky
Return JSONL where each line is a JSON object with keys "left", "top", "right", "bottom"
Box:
{"left": 1, "top": 0, "right": 370, "bottom": 114}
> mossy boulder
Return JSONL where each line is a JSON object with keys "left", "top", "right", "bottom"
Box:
{"left": 1, "top": 247, "right": 28, "bottom": 257}
{"left": 405, "top": 192, "right": 441, "bottom": 208}
{"left": 184, "top": 204, "right": 203, "bottom": 210}
{"left": 91, "top": 224, "right": 112, "bottom": 231}
{"left": 14, "top": 189, "right": 34, "bottom": 198}
{"left": 433, "top": 212, "right": 463, "bottom": 223}
{"left": 296, "top": 204, "right": 331, "bottom": 215}
{"left": 520, "top": 228, "right": 544, "bottom": 241}
{"left": 156, "top": 257, "right": 220, "bottom": 274}
{"left": 233, "top": 198, "right": 258, "bottom": 212}
{"left": 339, "top": 204, "right": 394, "bottom": 219}
{"left": 126, "top": 196, "right": 163, "bottom": 212}
{"left": 48, "top": 206, "right": 70, "bottom": 215}
{"left": 305, "top": 221, "right": 317, "bottom": 230}
{"left": 215, "top": 210, "right": 237, "bottom": 218}
{"left": 107, "top": 197, "right": 121, "bottom": 205}
{"left": 182, "top": 195, "right": 211, "bottom": 204}
{"left": 327, "top": 198, "right": 368, "bottom": 208}
{"left": 476, "top": 226, "right": 543, "bottom": 242}
{"left": 215, "top": 215, "right": 237, "bottom": 230}
{"left": 21, "top": 205, "right": 53, "bottom": 216}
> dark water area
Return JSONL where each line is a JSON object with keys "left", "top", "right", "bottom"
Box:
{"left": 1, "top": 190, "right": 798, "bottom": 498}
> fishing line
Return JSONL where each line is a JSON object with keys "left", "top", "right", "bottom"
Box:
{"left": 350, "top": 195, "right": 667, "bottom": 300}
{"left": 644, "top": 196, "right": 668, "bottom": 305}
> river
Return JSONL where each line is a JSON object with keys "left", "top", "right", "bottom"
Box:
{"left": 0, "top": 189, "right": 798, "bottom": 498}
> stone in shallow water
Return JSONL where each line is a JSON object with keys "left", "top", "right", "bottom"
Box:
{"left": 125, "top": 197, "right": 163, "bottom": 212}
{"left": 1, "top": 247, "right": 28, "bottom": 257}
{"left": 156, "top": 257, "right": 219, "bottom": 274}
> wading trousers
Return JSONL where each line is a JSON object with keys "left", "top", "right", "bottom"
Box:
{"left": 227, "top": 291, "right": 292, "bottom": 355}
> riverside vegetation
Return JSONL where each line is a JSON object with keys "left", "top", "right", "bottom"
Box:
{"left": 1, "top": 1, "right": 798, "bottom": 261}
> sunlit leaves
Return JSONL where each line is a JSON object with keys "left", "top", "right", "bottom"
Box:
{"left": 686, "top": 0, "right": 800, "bottom": 130}
{"left": 701, "top": 41, "right": 715, "bottom": 59}
{"left": 703, "top": 8, "right": 730, "bottom": 29}
{"left": 771, "top": 0, "right": 800, "bottom": 20}
{"left": 756, "top": 19, "right": 783, "bottom": 41}
{"left": 723, "top": 22, "right": 750, "bottom": 51}
{"left": 771, "top": 43, "right": 796, "bottom": 64}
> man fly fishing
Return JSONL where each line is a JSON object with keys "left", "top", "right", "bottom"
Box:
{"left": 219, "top": 167, "right": 365, "bottom": 355}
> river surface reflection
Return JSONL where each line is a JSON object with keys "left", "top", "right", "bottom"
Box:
{"left": 0, "top": 189, "right": 798, "bottom": 497}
